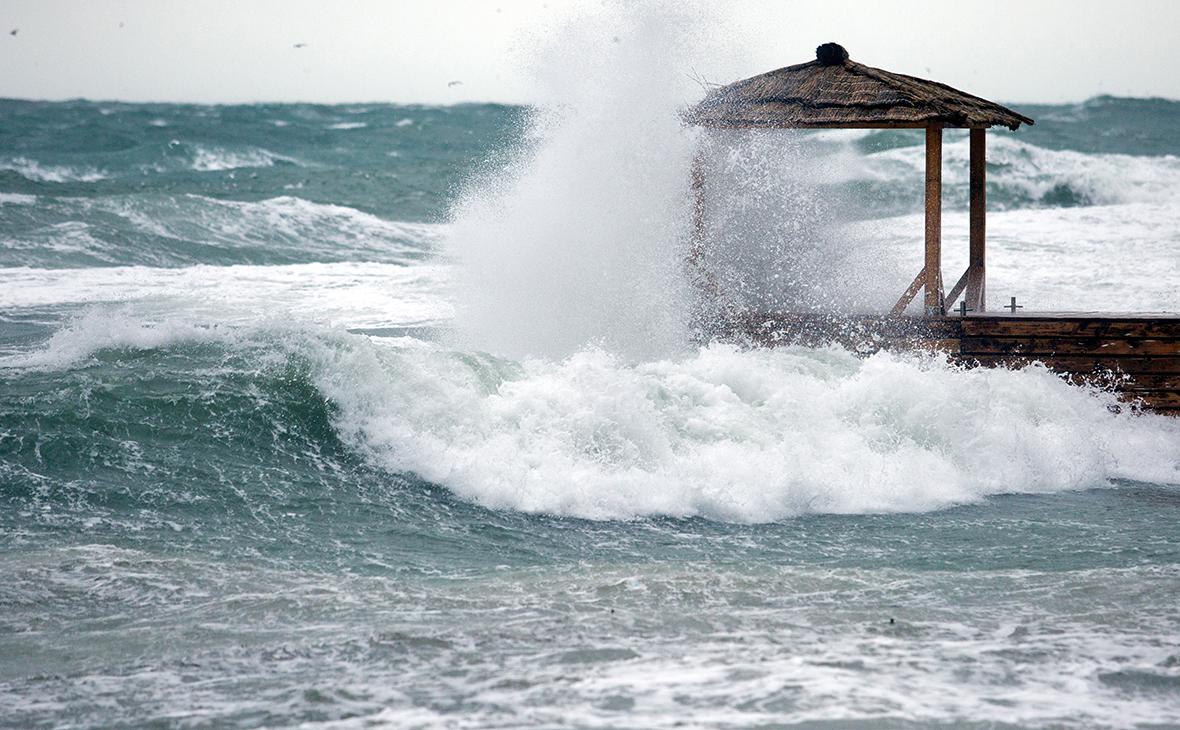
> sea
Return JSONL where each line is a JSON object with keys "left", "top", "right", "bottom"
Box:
{"left": 2, "top": 91, "right": 1180, "bottom": 728}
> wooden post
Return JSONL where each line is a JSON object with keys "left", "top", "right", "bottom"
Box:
{"left": 924, "top": 126, "right": 944, "bottom": 316}
{"left": 690, "top": 151, "right": 706, "bottom": 266}
{"left": 965, "top": 128, "right": 986, "bottom": 311}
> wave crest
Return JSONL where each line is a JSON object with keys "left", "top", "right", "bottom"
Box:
{"left": 321, "top": 340, "right": 1180, "bottom": 521}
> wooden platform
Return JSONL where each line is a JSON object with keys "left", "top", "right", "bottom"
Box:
{"left": 736, "top": 312, "right": 1180, "bottom": 415}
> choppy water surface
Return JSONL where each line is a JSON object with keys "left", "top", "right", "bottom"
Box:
{"left": 3, "top": 89, "right": 1180, "bottom": 728}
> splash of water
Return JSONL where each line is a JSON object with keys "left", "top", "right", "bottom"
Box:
{"left": 445, "top": 4, "right": 722, "bottom": 360}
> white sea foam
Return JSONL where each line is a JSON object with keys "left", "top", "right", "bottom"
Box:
{"left": 190, "top": 146, "right": 297, "bottom": 171}
{"left": 0, "top": 262, "right": 451, "bottom": 361}
{"left": 395, "top": 118, "right": 414, "bottom": 127}
{"left": 84, "top": 194, "right": 446, "bottom": 263}
{"left": 7, "top": 309, "right": 1178, "bottom": 520}
{"left": 314, "top": 338, "right": 1180, "bottom": 521}
{"left": 862, "top": 135, "right": 1180, "bottom": 206}
{"left": 0, "top": 192, "right": 36, "bottom": 205}
{"left": 328, "top": 122, "right": 367, "bottom": 130}
{"left": 0, "top": 157, "right": 107, "bottom": 182}
{"left": 852, "top": 202, "right": 1180, "bottom": 313}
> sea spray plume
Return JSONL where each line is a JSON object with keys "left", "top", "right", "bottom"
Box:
{"left": 445, "top": 4, "right": 717, "bottom": 360}
{"left": 694, "top": 128, "right": 908, "bottom": 315}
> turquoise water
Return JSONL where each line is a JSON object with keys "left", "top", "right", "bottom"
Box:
{"left": 2, "top": 97, "right": 1180, "bottom": 728}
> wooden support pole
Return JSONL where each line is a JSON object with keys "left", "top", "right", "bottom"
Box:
{"left": 966, "top": 128, "right": 986, "bottom": 311}
{"left": 891, "top": 266, "right": 926, "bottom": 316}
{"left": 690, "top": 151, "right": 706, "bottom": 266}
{"left": 924, "top": 126, "right": 944, "bottom": 316}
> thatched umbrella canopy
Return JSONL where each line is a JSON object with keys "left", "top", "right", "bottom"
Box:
{"left": 685, "top": 43, "right": 1036, "bottom": 318}
{"left": 687, "top": 43, "right": 1033, "bottom": 130}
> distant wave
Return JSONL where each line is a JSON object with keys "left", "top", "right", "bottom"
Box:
{"left": 0, "top": 194, "right": 447, "bottom": 268}
{"left": 189, "top": 146, "right": 299, "bottom": 172}
{"left": 860, "top": 136, "right": 1180, "bottom": 208}
{"left": 0, "top": 263, "right": 452, "bottom": 352}
{"left": 0, "top": 157, "right": 107, "bottom": 183}
{"left": 327, "top": 122, "right": 367, "bottom": 130}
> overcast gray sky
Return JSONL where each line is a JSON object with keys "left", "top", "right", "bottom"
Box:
{"left": 2, "top": 0, "right": 1179, "bottom": 105}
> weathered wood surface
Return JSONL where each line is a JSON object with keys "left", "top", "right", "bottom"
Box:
{"left": 924, "top": 127, "right": 943, "bottom": 315}
{"left": 733, "top": 311, "right": 1180, "bottom": 414}
{"left": 961, "top": 337, "right": 1180, "bottom": 356}
{"left": 966, "top": 128, "right": 986, "bottom": 311}
{"left": 961, "top": 317, "right": 1180, "bottom": 338}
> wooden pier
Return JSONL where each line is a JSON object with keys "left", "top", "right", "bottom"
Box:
{"left": 685, "top": 43, "right": 1180, "bottom": 415}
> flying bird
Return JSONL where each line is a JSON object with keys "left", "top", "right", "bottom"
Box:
{"left": 9, "top": 28, "right": 18, "bottom": 36}
{"left": 447, "top": 80, "right": 463, "bottom": 87}
{"left": 293, "top": 43, "right": 307, "bottom": 49}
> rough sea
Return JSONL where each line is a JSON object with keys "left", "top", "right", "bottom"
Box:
{"left": 3, "top": 92, "right": 1180, "bottom": 728}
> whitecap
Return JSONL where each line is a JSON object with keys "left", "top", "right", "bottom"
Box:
{"left": 189, "top": 146, "right": 298, "bottom": 172}
{"left": 0, "top": 157, "right": 107, "bottom": 183}
{"left": 316, "top": 340, "right": 1180, "bottom": 521}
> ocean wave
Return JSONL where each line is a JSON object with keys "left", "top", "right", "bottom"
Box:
{"left": 10, "top": 318, "right": 1177, "bottom": 521}
{"left": 0, "top": 193, "right": 36, "bottom": 205}
{"left": 0, "top": 194, "right": 448, "bottom": 268}
{"left": 329, "top": 342, "right": 1180, "bottom": 521}
{"left": 189, "top": 146, "right": 298, "bottom": 171}
{"left": 0, "top": 262, "right": 452, "bottom": 340}
{"left": 862, "top": 135, "right": 1180, "bottom": 207}
{"left": 0, "top": 157, "right": 107, "bottom": 183}
{"left": 327, "top": 122, "right": 367, "bottom": 130}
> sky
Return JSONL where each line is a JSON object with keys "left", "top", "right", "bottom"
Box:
{"left": 1, "top": 0, "right": 1179, "bottom": 105}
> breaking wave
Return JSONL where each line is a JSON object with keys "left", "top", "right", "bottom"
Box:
{"left": 0, "top": 195, "right": 445, "bottom": 268}
{"left": 189, "top": 146, "right": 298, "bottom": 171}
{"left": 855, "top": 134, "right": 1180, "bottom": 209}
{"left": 8, "top": 316, "right": 1178, "bottom": 522}
{"left": 0, "top": 157, "right": 107, "bottom": 183}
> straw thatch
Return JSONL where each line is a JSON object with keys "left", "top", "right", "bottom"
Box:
{"left": 686, "top": 43, "right": 1034, "bottom": 130}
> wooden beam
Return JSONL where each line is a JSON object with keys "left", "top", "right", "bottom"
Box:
{"left": 891, "top": 266, "right": 926, "bottom": 316}
{"left": 944, "top": 267, "right": 970, "bottom": 312}
{"left": 690, "top": 151, "right": 706, "bottom": 266}
{"left": 965, "top": 128, "right": 986, "bottom": 310}
{"left": 924, "top": 126, "right": 944, "bottom": 316}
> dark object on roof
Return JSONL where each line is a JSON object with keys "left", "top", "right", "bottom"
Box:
{"left": 686, "top": 43, "right": 1033, "bottom": 130}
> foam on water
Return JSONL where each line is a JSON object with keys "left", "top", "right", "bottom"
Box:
{"left": 189, "top": 146, "right": 297, "bottom": 172}
{"left": 315, "top": 338, "right": 1180, "bottom": 521}
{"left": 12, "top": 312, "right": 1176, "bottom": 521}
{"left": 0, "top": 195, "right": 445, "bottom": 267}
{"left": 0, "top": 262, "right": 450, "bottom": 359}
{"left": 0, "top": 156, "right": 107, "bottom": 183}
{"left": 863, "top": 135, "right": 1180, "bottom": 207}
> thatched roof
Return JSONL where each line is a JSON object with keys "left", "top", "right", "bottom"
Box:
{"left": 686, "top": 43, "right": 1034, "bottom": 131}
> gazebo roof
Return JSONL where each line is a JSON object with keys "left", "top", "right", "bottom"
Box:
{"left": 686, "top": 43, "right": 1034, "bottom": 131}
